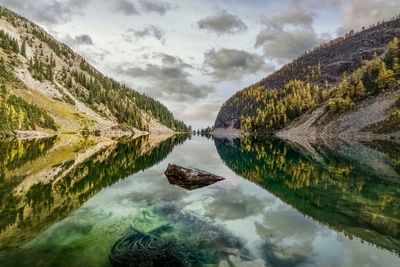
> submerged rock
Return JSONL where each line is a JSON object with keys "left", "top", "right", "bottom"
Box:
{"left": 109, "top": 204, "right": 256, "bottom": 266}
{"left": 164, "top": 163, "right": 225, "bottom": 190}
{"left": 228, "top": 255, "right": 266, "bottom": 267}
{"left": 109, "top": 225, "right": 199, "bottom": 267}
{"left": 218, "top": 256, "right": 266, "bottom": 267}
{"left": 154, "top": 203, "right": 246, "bottom": 250}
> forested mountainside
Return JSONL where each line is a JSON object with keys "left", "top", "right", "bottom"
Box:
{"left": 215, "top": 17, "right": 400, "bottom": 137}
{"left": 0, "top": 7, "right": 187, "bottom": 135}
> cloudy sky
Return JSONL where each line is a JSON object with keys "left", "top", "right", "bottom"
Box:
{"left": 1, "top": 0, "right": 399, "bottom": 128}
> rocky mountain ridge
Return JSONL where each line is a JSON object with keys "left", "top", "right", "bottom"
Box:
{"left": 214, "top": 16, "right": 400, "bottom": 142}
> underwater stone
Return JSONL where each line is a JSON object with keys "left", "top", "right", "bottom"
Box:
{"left": 164, "top": 163, "right": 225, "bottom": 190}
{"left": 219, "top": 260, "right": 231, "bottom": 267}
{"left": 109, "top": 226, "right": 201, "bottom": 267}
{"left": 228, "top": 255, "right": 266, "bottom": 267}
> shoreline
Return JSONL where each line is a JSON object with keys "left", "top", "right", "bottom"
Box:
{"left": 1, "top": 129, "right": 191, "bottom": 140}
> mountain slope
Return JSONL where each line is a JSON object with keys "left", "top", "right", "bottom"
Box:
{"left": 214, "top": 17, "right": 400, "bottom": 139}
{"left": 0, "top": 7, "right": 187, "bottom": 135}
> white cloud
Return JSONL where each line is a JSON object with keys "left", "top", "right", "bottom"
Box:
{"left": 116, "top": 54, "right": 214, "bottom": 101}
{"left": 204, "top": 48, "right": 272, "bottom": 81}
{"left": 255, "top": 3, "right": 327, "bottom": 63}
{"left": 198, "top": 10, "right": 248, "bottom": 35}
{"left": 335, "top": 0, "right": 400, "bottom": 34}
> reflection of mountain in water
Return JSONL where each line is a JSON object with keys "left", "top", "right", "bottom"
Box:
{"left": 0, "top": 134, "right": 187, "bottom": 252}
{"left": 215, "top": 137, "right": 400, "bottom": 255}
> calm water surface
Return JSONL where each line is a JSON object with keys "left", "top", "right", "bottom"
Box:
{"left": 0, "top": 134, "right": 399, "bottom": 267}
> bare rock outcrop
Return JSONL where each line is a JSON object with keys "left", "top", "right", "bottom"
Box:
{"left": 164, "top": 164, "right": 225, "bottom": 190}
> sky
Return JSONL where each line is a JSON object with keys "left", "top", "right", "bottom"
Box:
{"left": 1, "top": 0, "right": 399, "bottom": 129}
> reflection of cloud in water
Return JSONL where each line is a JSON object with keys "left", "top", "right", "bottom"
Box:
{"left": 259, "top": 237, "right": 311, "bottom": 267}
{"left": 205, "top": 187, "right": 266, "bottom": 220}
{"left": 339, "top": 236, "right": 399, "bottom": 267}
{"left": 255, "top": 208, "right": 317, "bottom": 266}
{"left": 260, "top": 208, "right": 319, "bottom": 239}
{"left": 112, "top": 170, "right": 189, "bottom": 207}
{"left": 170, "top": 138, "right": 222, "bottom": 166}
{"left": 254, "top": 207, "right": 400, "bottom": 267}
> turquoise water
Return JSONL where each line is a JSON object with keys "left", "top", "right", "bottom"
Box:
{"left": 0, "top": 135, "right": 399, "bottom": 266}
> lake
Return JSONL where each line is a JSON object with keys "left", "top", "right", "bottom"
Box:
{"left": 0, "top": 134, "right": 399, "bottom": 267}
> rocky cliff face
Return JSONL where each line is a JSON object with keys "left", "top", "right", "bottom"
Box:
{"left": 258, "top": 19, "right": 400, "bottom": 89}
{"left": 214, "top": 17, "right": 400, "bottom": 140}
{"left": 0, "top": 7, "right": 187, "bottom": 135}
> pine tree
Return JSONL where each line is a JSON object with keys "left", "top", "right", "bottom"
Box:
{"left": 354, "top": 81, "right": 366, "bottom": 99}
{"left": 377, "top": 62, "right": 395, "bottom": 91}
{"left": 21, "top": 40, "right": 26, "bottom": 57}
{"left": 386, "top": 37, "right": 399, "bottom": 68}
{"left": 393, "top": 56, "right": 400, "bottom": 77}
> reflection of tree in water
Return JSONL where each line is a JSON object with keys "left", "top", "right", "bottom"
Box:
{"left": 0, "top": 137, "right": 57, "bottom": 234}
{"left": 215, "top": 137, "right": 400, "bottom": 255}
{"left": 0, "top": 134, "right": 188, "bottom": 252}
{"left": 56, "top": 135, "right": 187, "bottom": 198}
{"left": 0, "top": 137, "right": 57, "bottom": 178}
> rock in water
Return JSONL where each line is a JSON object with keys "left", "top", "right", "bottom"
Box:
{"left": 228, "top": 255, "right": 266, "bottom": 267}
{"left": 164, "top": 164, "right": 225, "bottom": 190}
{"left": 109, "top": 225, "right": 201, "bottom": 267}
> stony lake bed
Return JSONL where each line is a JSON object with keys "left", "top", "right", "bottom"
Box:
{"left": 0, "top": 134, "right": 399, "bottom": 267}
